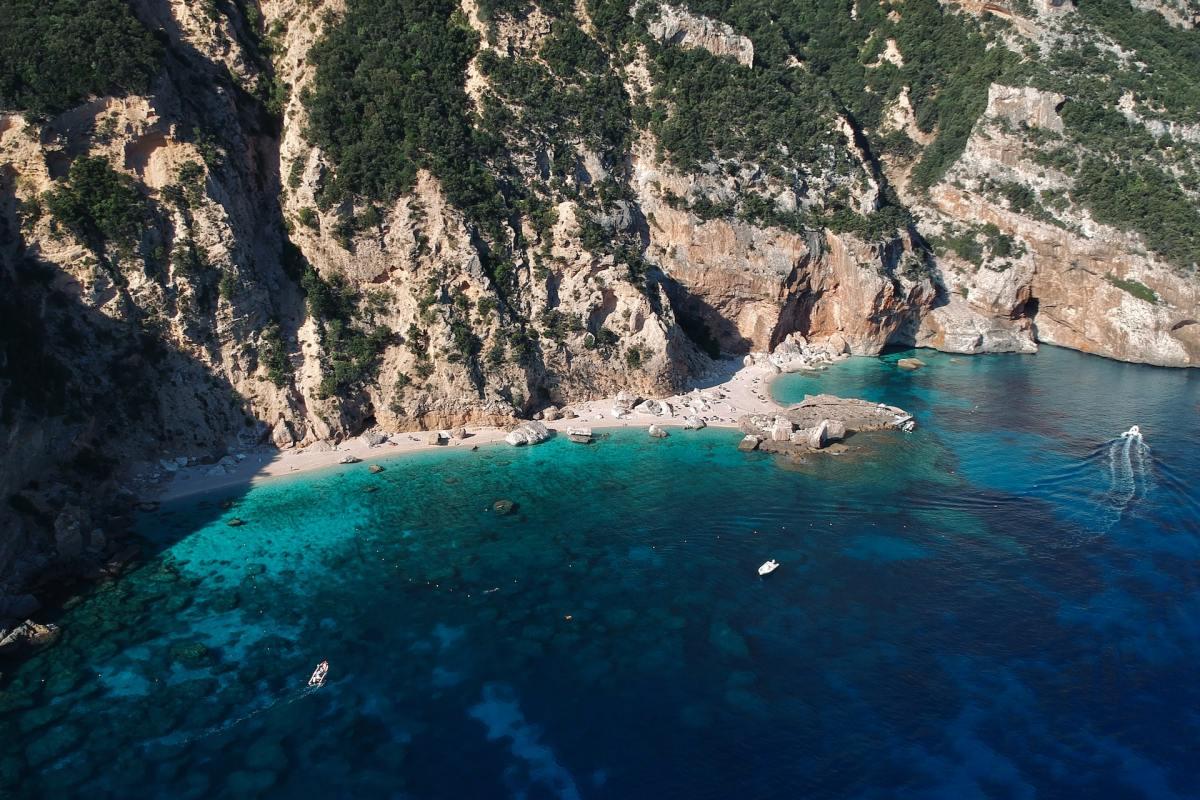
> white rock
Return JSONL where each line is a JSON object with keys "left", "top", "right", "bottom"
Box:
{"left": 808, "top": 420, "right": 831, "bottom": 449}
{"left": 770, "top": 417, "right": 794, "bottom": 442}
{"left": 505, "top": 421, "right": 551, "bottom": 446}
{"left": 567, "top": 427, "right": 593, "bottom": 444}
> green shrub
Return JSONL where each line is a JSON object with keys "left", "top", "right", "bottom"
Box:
{"left": 0, "top": 0, "right": 161, "bottom": 117}
{"left": 1105, "top": 273, "right": 1158, "bottom": 304}
{"left": 304, "top": 0, "right": 483, "bottom": 210}
{"left": 259, "top": 322, "right": 292, "bottom": 387}
{"left": 45, "top": 156, "right": 148, "bottom": 252}
{"left": 1073, "top": 159, "right": 1200, "bottom": 270}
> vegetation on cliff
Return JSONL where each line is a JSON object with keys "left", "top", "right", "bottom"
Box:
{"left": 44, "top": 157, "right": 150, "bottom": 256}
{"left": 0, "top": 0, "right": 161, "bottom": 118}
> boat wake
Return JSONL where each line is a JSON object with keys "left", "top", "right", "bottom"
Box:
{"left": 1036, "top": 426, "right": 1156, "bottom": 547}
{"left": 1101, "top": 426, "right": 1153, "bottom": 527}
{"left": 141, "top": 678, "right": 326, "bottom": 752}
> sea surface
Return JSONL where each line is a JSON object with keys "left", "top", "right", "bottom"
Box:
{"left": 2, "top": 346, "right": 1199, "bottom": 799}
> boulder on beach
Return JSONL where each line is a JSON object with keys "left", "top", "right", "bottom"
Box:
{"left": 683, "top": 416, "right": 706, "bottom": 430}
{"left": 450, "top": 427, "right": 467, "bottom": 440}
{"left": 338, "top": 455, "right": 362, "bottom": 464}
{"left": 648, "top": 424, "right": 669, "bottom": 439}
{"left": 426, "top": 431, "right": 449, "bottom": 446}
{"left": 611, "top": 391, "right": 639, "bottom": 418}
{"left": 542, "top": 406, "right": 561, "bottom": 421}
{"left": 635, "top": 399, "right": 673, "bottom": 417}
{"left": 505, "top": 421, "right": 551, "bottom": 446}
{"left": 897, "top": 357, "right": 926, "bottom": 370}
{"left": 359, "top": 432, "right": 389, "bottom": 447}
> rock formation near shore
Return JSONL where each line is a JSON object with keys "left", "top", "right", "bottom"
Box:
{"left": 739, "top": 395, "right": 914, "bottom": 455}
{"left": 1, "top": 0, "right": 1198, "bottom": 606}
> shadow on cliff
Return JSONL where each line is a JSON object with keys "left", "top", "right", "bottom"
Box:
{"left": 658, "top": 275, "right": 751, "bottom": 358}
{"left": 0, "top": 204, "right": 266, "bottom": 641}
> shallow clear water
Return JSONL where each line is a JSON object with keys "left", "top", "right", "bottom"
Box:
{"left": 2, "top": 346, "right": 1199, "bottom": 799}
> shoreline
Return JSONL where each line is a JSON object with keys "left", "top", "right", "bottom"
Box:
{"left": 151, "top": 360, "right": 791, "bottom": 503}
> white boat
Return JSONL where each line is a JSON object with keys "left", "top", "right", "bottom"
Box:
{"left": 758, "top": 559, "right": 779, "bottom": 576}
{"left": 308, "top": 660, "right": 329, "bottom": 687}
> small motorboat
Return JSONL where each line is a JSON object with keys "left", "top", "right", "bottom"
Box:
{"left": 1121, "top": 425, "right": 1141, "bottom": 438}
{"left": 308, "top": 660, "right": 329, "bottom": 688}
{"left": 758, "top": 559, "right": 780, "bottom": 576}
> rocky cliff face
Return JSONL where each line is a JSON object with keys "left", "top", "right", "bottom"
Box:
{"left": 1, "top": 0, "right": 1197, "bottom": 603}
{"left": 906, "top": 84, "right": 1200, "bottom": 366}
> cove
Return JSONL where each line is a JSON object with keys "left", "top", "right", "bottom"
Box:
{"left": 1, "top": 346, "right": 1198, "bottom": 799}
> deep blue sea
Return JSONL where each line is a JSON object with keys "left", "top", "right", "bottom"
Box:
{"left": 2, "top": 346, "right": 1199, "bottom": 799}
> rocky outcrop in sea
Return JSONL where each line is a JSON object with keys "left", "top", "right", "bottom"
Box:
{"left": 738, "top": 394, "right": 915, "bottom": 455}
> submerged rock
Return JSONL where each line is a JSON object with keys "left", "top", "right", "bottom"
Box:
{"left": 368, "top": 464, "right": 385, "bottom": 474}
{"left": 227, "top": 770, "right": 276, "bottom": 796}
{"left": 0, "top": 594, "right": 40, "bottom": 619}
{"left": 493, "top": 499, "right": 516, "bottom": 515}
{"left": 24, "top": 722, "right": 83, "bottom": 766}
{"left": 339, "top": 454, "right": 362, "bottom": 464}
{"left": 897, "top": 357, "right": 926, "bottom": 370}
{"left": 648, "top": 424, "right": 669, "bottom": 439}
{"left": 226, "top": 518, "right": 246, "bottom": 527}
{"left": 169, "top": 640, "right": 212, "bottom": 666}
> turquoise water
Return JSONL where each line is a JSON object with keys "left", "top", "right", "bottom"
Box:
{"left": 2, "top": 346, "right": 1199, "bottom": 798}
